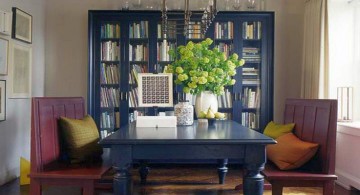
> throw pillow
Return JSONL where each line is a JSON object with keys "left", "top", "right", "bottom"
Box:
{"left": 263, "top": 121, "right": 295, "bottom": 139}
{"left": 59, "top": 115, "right": 103, "bottom": 164}
{"left": 266, "top": 133, "right": 319, "bottom": 170}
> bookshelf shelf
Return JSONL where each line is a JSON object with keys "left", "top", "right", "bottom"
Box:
{"left": 89, "top": 11, "right": 274, "bottom": 137}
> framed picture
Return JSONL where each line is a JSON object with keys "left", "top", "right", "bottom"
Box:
{"left": 12, "top": 7, "right": 32, "bottom": 44}
{"left": 0, "top": 80, "right": 6, "bottom": 121}
{"left": 0, "top": 38, "right": 9, "bottom": 75}
{"left": 9, "top": 42, "right": 32, "bottom": 98}
{"left": 138, "top": 73, "right": 173, "bottom": 107}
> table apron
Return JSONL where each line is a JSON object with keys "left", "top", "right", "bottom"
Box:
{"left": 131, "top": 144, "right": 246, "bottom": 160}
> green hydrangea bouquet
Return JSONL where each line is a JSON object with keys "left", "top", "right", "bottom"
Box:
{"left": 166, "top": 38, "right": 245, "bottom": 95}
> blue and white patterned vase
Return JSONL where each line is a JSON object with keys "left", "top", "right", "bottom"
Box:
{"left": 174, "top": 101, "right": 194, "bottom": 126}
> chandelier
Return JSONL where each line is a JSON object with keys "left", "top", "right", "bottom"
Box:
{"left": 161, "top": 0, "right": 218, "bottom": 38}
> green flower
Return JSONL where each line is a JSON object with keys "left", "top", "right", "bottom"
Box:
{"left": 176, "top": 67, "right": 184, "bottom": 74}
{"left": 169, "top": 38, "right": 245, "bottom": 95}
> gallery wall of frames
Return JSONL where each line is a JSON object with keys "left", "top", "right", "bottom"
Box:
{"left": 0, "top": 7, "right": 33, "bottom": 122}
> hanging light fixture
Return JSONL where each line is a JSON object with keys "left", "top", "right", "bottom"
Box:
{"left": 161, "top": 0, "right": 217, "bottom": 38}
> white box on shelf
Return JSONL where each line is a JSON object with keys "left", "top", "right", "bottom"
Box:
{"left": 136, "top": 116, "right": 177, "bottom": 127}
{"left": 0, "top": 11, "right": 12, "bottom": 36}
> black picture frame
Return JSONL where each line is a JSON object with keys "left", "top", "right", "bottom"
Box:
{"left": 11, "top": 7, "right": 32, "bottom": 44}
{"left": 0, "top": 80, "right": 6, "bottom": 121}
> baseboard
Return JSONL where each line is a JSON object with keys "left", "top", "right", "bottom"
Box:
{"left": 0, "top": 167, "right": 19, "bottom": 186}
{"left": 336, "top": 169, "right": 360, "bottom": 190}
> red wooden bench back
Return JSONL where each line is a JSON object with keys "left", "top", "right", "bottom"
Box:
{"left": 31, "top": 97, "right": 85, "bottom": 172}
{"left": 283, "top": 99, "right": 337, "bottom": 174}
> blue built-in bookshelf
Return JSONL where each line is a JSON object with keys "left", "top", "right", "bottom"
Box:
{"left": 88, "top": 10, "right": 274, "bottom": 138}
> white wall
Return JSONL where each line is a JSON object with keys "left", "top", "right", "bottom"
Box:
{"left": 0, "top": 0, "right": 45, "bottom": 185}
{"left": 44, "top": 0, "right": 305, "bottom": 123}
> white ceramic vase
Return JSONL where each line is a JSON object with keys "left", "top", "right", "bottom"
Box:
{"left": 195, "top": 91, "right": 218, "bottom": 118}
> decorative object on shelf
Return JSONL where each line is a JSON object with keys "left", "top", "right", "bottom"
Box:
{"left": 246, "top": 0, "right": 257, "bottom": 11}
{"left": 9, "top": 42, "right": 32, "bottom": 98}
{"left": 0, "top": 38, "right": 9, "bottom": 75}
{"left": 233, "top": 0, "right": 242, "bottom": 10}
{"left": 138, "top": 73, "right": 173, "bottom": 107}
{"left": 11, "top": 7, "right": 32, "bottom": 44}
{"left": 174, "top": 100, "right": 194, "bottom": 126}
{"left": 0, "top": 11, "right": 12, "bottom": 36}
{"left": 166, "top": 38, "right": 245, "bottom": 116}
{"left": 161, "top": 0, "right": 217, "bottom": 37}
{"left": 0, "top": 80, "right": 5, "bottom": 121}
{"left": 337, "top": 87, "right": 353, "bottom": 122}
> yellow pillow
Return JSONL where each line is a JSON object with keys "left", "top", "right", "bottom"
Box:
{"left": 59, "top": 115, "right": 103, "bottom": 164}
{"left": 266, "top": 133, "right": 319, "bottom": 170}
{"left": 263, "top": 121, "right": 295, "bottom": 139}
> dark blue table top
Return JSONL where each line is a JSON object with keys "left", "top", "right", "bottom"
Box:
{"left": 100, "top": 120, "right": 275, "bottom": 146}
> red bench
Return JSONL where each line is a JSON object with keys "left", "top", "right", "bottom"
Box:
{"left": 263, "top": 99, "right": 338, "bottom": 195}
{"left": 29, "top": 97, "right": 111, "bottom": 195}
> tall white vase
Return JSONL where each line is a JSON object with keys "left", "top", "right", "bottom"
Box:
{"left": 195, "top": 91, "right": 218, "bottom": 118}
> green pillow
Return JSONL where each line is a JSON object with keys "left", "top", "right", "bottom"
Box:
{"left": 263, "top": 121, "right": 295, "bottom": 139}
{"left": 59, "top": 115, "right": 103, "bottom": 164}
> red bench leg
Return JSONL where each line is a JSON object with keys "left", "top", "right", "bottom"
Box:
{"left": 30, "top": 179, "right": 41, "bottom": 195}
{"left": 323, "top": 181, "right": 335, "bottom": 195}
{"left": 271, "top": 182, "right": 283, "bottom": 195}
{"left": 82, "top": 180, "right": 95, "bottom": 195}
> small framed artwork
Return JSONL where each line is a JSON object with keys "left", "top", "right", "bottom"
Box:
{"left": 12, "top": 7, "right": 32, "bottom": 44}
{"left": 9, "top": 42, "right": 32, "bottom": 98}
{"left": 0, "top": 38, "right": 9, "bottom": 75}
{"left": 0, "top": 80, "right": 6, "bottom": 121}
{"left": 138, "top": 73, "right": 173, "bottom": 107}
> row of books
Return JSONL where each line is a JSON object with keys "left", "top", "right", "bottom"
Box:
{"left": 100, "top": 63, "right": 120, "bottom": 84}
{"left": 186, "top": 21, "right": 204, "bottom": 39}
{"left": 129, "top": 87, "right": 139, "bottom": 108}
{"left": 243, "top": 47, "right": 261, "bottom": 62}
{"left": 101, "top": 41, "right": 120, "bottom": 61}
{"left": 215, "top": 22, "right": 234, "bottom": 39}
{"left": 129, "top": 64, "right": 147, "bottom": 84}
{"left": 100, "top": 111, "right": 120, "bottom": 129}
{"left": 129, "top": 44, "right": 148, "bottom": 61}
{"left": 241, "top": 112, "right": 259, "bottom": 129}
{"left": 217, "top": 89, "right": 233, "bottom": 108}
{"left": 242, "top": 67, "right": 259, "bottom": 76}
{"left": 216, "top": 43, "right": 233, "bottom": 58}
{"left": 243, "top": 21, "right": 262, "bottom": 40}
{"left": 129, "top": 21, "right": 148, "bottom": 38}
{"left": 157, "top": 22, "right": 176, "bottom": 39}
{"left": 243, "top": 78, "right": 260, "bottom": 85}
{"left": 242, "top": 87, "right": 260, "bottom": 108}
{"left": 157, "top": 41, "right": 176, "bottom": 62}
{"left": 101, "top": 23, "right": 120, "bottom": 39}
{"left": 100, "top": 87, "right": 120, "bottom": 108}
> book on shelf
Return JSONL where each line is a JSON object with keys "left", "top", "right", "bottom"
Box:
{"left": 157, "top": 22, "right": 176, "bottom": 39}
{"left": 215, "top": 22, "right": 233, "bottom": 39}
{"left": 129, "top": 44, "right": 148, "bottom": 61}
{"left": 101, "top": 41, "right": 120, "bottom": 61}
{"left": 243, "top": 21, "right": 261, "bottom": 40}
{"left": 242, "top": 79, "right": 260, "bottom": 85}
{"left": 100, "top": 111, "right": 120, "bottom": 129}
{"left": 100, "top": 63, "right": 120, "bottom": 84}
{"left": 130, "top": 21, "right": 148, "bottom": 38}
{"left": 242, "top": 87, "right": 260, "bottom": 108}
{"left": 100, "top": 87, "right": 120, "bottom": 107}
{"left": 242, "top": 67, "right": 259, "bottom": 76}
{"left": 157, "top": 40, "right": 176, "bottom": 61}
{"left": 243, "top": 47, "right": 261, "bottom": 62}
{"left": 186, "top": 21, "right": 203, "bottom": 39}
{"left": 216, "top": 43, "right": 233, "bottom": 58}
{"left": 241, "top": 112, "right": 259, "bottom": 129}
{"left": 101, "top": 23, "right": 120, "bottom": 39}
{"left": 217, "top": 89, "right": 232, "bottom": 108}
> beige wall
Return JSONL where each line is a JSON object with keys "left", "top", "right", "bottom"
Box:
{"left": 0, "top": 0, "right": 45, "bottom": 185}
{"left": 44, "top": 0, "right": 305, "bottom": 121}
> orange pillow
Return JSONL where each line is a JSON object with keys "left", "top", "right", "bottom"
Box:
{"left": 266, "top": 133, "right": 319, "bottom": 170}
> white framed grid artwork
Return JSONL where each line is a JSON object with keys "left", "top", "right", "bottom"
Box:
{"left": 138, "top": 73, "right": 173, "bottom": 107}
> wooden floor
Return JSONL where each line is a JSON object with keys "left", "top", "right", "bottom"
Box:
{"left": 0, "top": 165, "right": 358, "bottom": 195}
